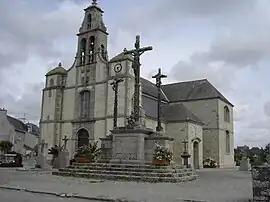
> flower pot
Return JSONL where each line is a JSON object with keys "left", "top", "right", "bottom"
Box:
{"left": 74, "top": 156, "right": 90, "bottom": 163}
{"left": 152, "top": 159, "right": 170, "bottom": 166}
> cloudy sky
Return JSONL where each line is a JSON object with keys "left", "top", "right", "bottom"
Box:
{"left": 0, "top": 0, "right": 270, "bottom": 147}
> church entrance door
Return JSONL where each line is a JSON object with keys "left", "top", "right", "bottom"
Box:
{"left": 77, "top": 128, "right": 89, "bottom": 148}
{"left": 193, "top": 141, "right": 199, "bottom": 169}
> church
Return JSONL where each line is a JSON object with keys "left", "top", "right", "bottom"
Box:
{"left": 40, "top": 1, "right": 234, "bottom": 168}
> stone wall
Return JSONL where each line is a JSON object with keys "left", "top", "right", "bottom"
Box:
{"left": 252, "top": 165, "right": 270, "bottom": 201}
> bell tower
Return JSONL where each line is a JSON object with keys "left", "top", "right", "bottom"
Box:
{"left": 75, "top": 0, "right": 108, "bottom": 85}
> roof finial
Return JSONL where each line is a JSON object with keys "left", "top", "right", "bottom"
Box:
{"left": 58, "top": 62, "right": 62, "bottom": 67}
{"left": 92, "top": 0, "right": 97, "bottom": 5}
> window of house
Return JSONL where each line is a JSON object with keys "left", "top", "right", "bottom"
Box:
{"left": 224, "top": 106, "right": 230, "bottom": 123}
{"left": 226, "top": 130, "right": 230, "bottom": 153}
{"left": 80, "top": 91, "right": 91, "bottom": 118}
{"left": 49, "top": 78, "right": 54, "bottom": 87}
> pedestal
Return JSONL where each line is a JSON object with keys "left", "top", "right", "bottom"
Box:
{"left": 181, "top": 152, "right": 191, "bottom": 168}
{"left": 56, "top": 151, "right": 69, "bottom": 169}
{"left": 109, "top": 127, "right": 153, "bottom": 164}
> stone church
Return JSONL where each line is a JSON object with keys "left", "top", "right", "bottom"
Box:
{"left": 40, "top": 1, "right": 234, "bottom": 168}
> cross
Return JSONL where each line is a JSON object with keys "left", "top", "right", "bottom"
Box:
{"left": 110, "top": 77, "right": 124, "bottom": 128}
{"left": 62, "top": 135, "right": 69, "bottom": 151}
{"left": 152, "top": 68, "right": 167, "bottom": 132}
{"left": 92, "top": 0, "right": 97, "bottom": 5}
{"left": 123, "top": 35, "right": 153, "bottom": 125}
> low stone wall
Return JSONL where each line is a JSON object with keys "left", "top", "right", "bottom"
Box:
{"left": 252, "top": 165, "right": 270, "bottom": 201}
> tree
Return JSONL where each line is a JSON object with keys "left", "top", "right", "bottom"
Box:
{"left": 0, "top": 141, "right": 13, "bottom": 154}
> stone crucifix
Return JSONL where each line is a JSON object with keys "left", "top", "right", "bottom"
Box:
{"left": 124, "top": 35, "right": 153, "bottom": 125}
{"left": 110, "top": 77, "right": 124, "bottom": 128}
{"left": 62, "top": 135, "right": 69, "bottom": 151}
{"left": 152, "top": 68, "right": 167, "bottom": 132}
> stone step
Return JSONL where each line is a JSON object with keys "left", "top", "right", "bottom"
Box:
{"left": 52, "top": 171, "right": 198, "bottom": 183}
{"left": 72, "top": 162, "right": 185, "bottom": 170}
{"left": 59, "top": 168, "right": 195, "bottom": 178}
{"left": 67, "top": 165, "right": 192, "bottom": 173}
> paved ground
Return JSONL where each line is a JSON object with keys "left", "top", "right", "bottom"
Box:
{"left": 0, "top": 189, "right": 98, "bottom": 202}
{"left": 0, "top": 167, "right": 253, "bottom": 202}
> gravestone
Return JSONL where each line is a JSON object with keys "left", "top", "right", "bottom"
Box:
{"left": 239, "top": 157, "right": 251, "bottom": 171}
{"left": 35, "top": 140, "right": 50, "bottom": 170}
{"left": 57, "top": 151, "right": 69, "bottom": 169}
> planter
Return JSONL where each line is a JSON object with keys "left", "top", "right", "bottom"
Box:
{"left": 152, "top": 159, "right": 170, "bottom": 166}
{"left": 74, "top": 156, "right": 90, "bottom": 163}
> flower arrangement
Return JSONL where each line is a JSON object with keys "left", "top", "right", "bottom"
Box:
{"left": 153, "top": 144, "right": 173, "bottom": 162}
{"left": 74, "top": 141, "right": 101, "bottom": 162}
{"left": 203, "top": 157, "right": 218, "bottom": 168}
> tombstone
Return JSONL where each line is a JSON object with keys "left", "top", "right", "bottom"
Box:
{"left": 54, "top": 136, "right": 70, "bottom": 169}
{"left": 35, "top": 140, "right": 51, "bottom": 170}
{"left": 239, "top": 157, "right": 251, "bottom": 171}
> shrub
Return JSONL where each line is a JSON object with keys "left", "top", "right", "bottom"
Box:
{"left": 203, "top": 157, "right": 218, "bottom": 168}
{"left": 153, "top": 144, "right": 173, "bottom": 162}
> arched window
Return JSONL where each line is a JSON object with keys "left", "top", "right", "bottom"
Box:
{"left": 87, "top": 14, "right": 92, "bottom": 29}
{"left": 101, "top": 44, "right": 105, "bottom": 59}
{"left": 89, "top": 36, "right": 95, "bottom": 63}
{"left": 80, "top": 38, "right": 87, "bottom": 65}
{"left": 225, "top": 130, "right": 230, "bottom": 153}
{"left": 80, "top": 91, "right": 91, "bottom": 118}
{"left": 49, "top": 78, "right": 54, "bottom": 87}
{"left": 224, "top": 106, "right": 230, "bottom": 123}
{"left": 77, "top": 128, "right": 89, "bottom": 148}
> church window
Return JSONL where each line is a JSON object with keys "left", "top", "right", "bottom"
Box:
{"left": 80, "top": 38, "right": 87, "bottom": 65}
{"left": 85, "top": 76, "right": 89, "bottom": 84}
{"left": 87, "top": 14, "right": 92, "bottom": 29}
{"left": 101, "top": 44, "right": 105, "bottom": 59}
{"left": 89, "top": 36, "right": 95, "bottom": 63}
{"left": 49, "top": 78, "right": 54, "bottom": 87}
{"left": 48, "top": 90, "right": 52, "bottom": 97}
{"left": 81, "top": 76, "right": 85, "bottom": 85}
{"left": 224, "top": 106, "right": 230, "bottom": 123}
{"left": 80, "top": 90, "right": 91, "bottom": 118}
{"left": 225, "top": 130, "right": 230, "bottom": 153}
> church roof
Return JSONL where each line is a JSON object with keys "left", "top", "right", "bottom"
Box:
{"left": 161, "top": 79, "right": 233, "bottom": 106}
{"left": 141, "top": 78, "right": 168, "bottom": 102}
{"left": 142, "top": 96, "right": 203, "bottom": 124}
{"left": 46, "top": 63, "right": 67, "bottom": 76}
{"left": 109, "top": 52, "right": 133, "bottom": 63}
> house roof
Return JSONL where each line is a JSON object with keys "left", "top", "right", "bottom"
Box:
{"left": 161, "top": 79, "right": 233, "bottom": 106}
{"left": 26, "top": 123, "right": 40, "bottom": 136}
{"left": 7, "top": 116, "right": 28, "bottom": 133}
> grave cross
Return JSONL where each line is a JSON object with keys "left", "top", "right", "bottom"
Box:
{"left": 110, "top": 77, "right": 124, "bottom": 128}
{"left": 152, "top": 68, "right": 167, "bottom": 132}
{"left": 62, "top": 135, "right": 69, "bottom": 151}
{"left": 124, "top": 35, "right": 153, "bottom": 125}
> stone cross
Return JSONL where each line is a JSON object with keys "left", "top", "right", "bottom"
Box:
{"left": 152, "top": 68, "right": 167, "bottom": 132}
{"left": 110, "top": 77, "right": 124, "bottom": 128}
{"left": 62, "top": 136, "right": 69, "bottom": 151}
{"left": 124, "top": 35, "right": 153, "bottom": 126}
{"left": 92, "top": 0, "right": 97, "bottom": 5}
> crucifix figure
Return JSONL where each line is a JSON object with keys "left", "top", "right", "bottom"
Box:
{"left": 152, "top": 68, "right": 167, "bottom": 132}
{"left": 111, "top": 77, "right": 124, "bottom": 128}
{"left": 124, "top": 35, "right": 153, "bottom": 126}
{"left": 62, "top": 136, "right": 69, "bottom": 151}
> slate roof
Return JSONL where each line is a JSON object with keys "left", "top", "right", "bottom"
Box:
{"left": 161, "top": 79, "right": 233, "bottom": 106}
{"left": 26, "top": 123, "right": 40, "bottom": 136}
{"left": 141, "top": 78, "right": 168, "bottom": 102}
{"left": 142, "top": 96, "right": 203, "bottom": 124}
{"left": 7, "top": 116, "right": 28, "bottom": 133}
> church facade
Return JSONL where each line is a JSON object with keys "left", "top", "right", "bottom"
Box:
{"left": 40, "top": 1, "right": 234, "bottom": 168}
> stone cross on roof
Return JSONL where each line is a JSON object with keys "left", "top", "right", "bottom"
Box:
{"left": 92, "top": 0, "right": 97, "bottom": 5}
